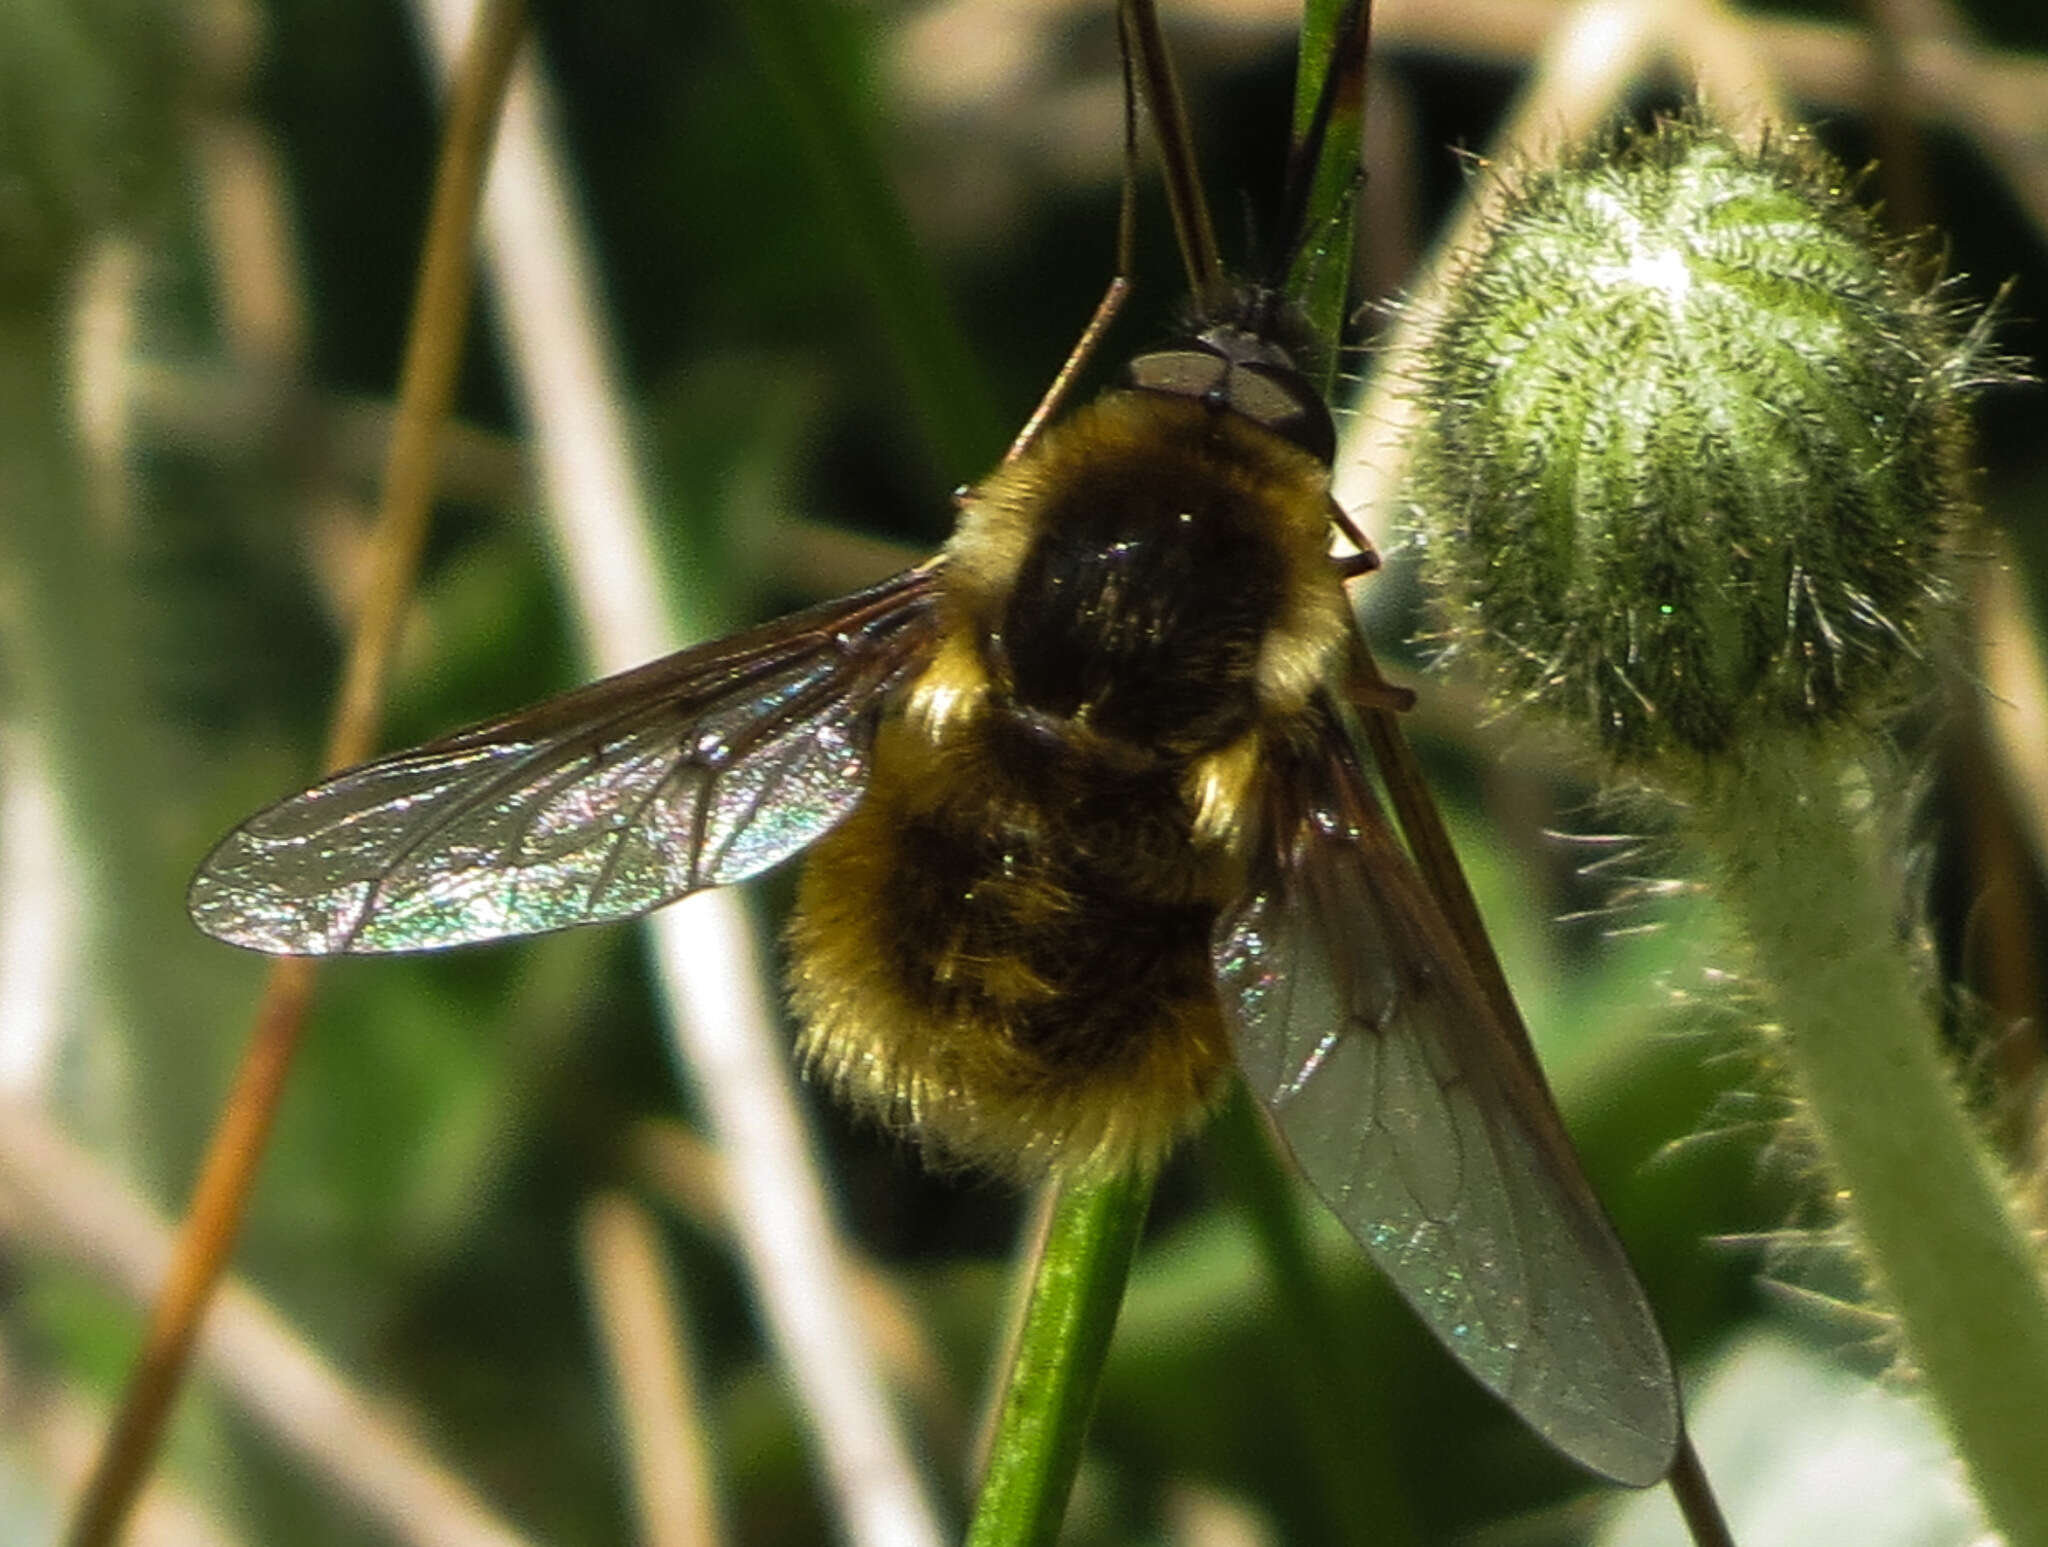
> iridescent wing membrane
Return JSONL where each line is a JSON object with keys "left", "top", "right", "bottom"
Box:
{"left": 1212, "top": 699, "right": 1679, "bottom": 1487}
{"left": 189, "top": 568, "right": 942, "bottom": 955}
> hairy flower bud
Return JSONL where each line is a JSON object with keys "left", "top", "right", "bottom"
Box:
{"left": 1407, "top": 116, "right": 1995, "bottom": 765}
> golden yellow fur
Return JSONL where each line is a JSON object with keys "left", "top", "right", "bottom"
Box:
{"left": 789, "top": 723, "right": 1237, "bottom": 1182}
{"left": 788, "top": 390, "right": 1351, "bottom": 1181}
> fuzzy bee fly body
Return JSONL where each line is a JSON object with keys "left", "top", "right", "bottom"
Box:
{"left": 188, "top": 0, "right": 1683, "bottom": 1489}
{"left": 793, "top": 326, "right": 1351, "bottom": 1180}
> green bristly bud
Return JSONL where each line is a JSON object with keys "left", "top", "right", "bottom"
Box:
{"left": 1406, "top": 113, "right": 2048, "bottom": 1544}
{"left": 1408, "top": 116, "right": 1992, "bottom": 765}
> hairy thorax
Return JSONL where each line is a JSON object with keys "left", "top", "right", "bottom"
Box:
{"left": 788, "top": 392, "right": 1349, "bottom": 1179}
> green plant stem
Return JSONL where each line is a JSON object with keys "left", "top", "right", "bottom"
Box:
{"left": 1285, "top": 0, "right": 1368, "bottom": 386}
{"left": 1693, "top": 734, "right": 2048, "bottom": 1547}
{"left": 966, "top": 1170, "right": 1153, "bottom": 1547}
{"left": 1209, "top": 1089, "right": 1419, "bottom": 1547}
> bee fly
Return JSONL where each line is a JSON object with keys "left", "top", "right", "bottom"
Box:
{"left": 190, "top": 0, "right": 1680, "bottom": 1488}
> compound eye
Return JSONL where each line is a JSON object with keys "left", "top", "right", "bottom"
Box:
{"left": 1123, "top": 345, "right": 1336, "bottom": 466}
{"left": 1123, "top": 347, "right": 1228, "bottom": 401}
{"left": 1229, "top": 364, "right": 1336, "bottom": 464}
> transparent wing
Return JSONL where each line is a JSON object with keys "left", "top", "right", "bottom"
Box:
{"left": 190, "top": 567, "right": 942, "bottom": 955}
{"left": 1213, "top": 708, "right": 1679, "bottom": 1486}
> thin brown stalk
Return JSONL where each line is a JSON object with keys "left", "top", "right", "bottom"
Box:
{"left": 0, "top": 1100, "right": 539, "bottom": 1547}
{"left": 65, "top": 961, "right": 317, "bottom": 1547}
{"left": 321, "top": 3, "right": 528, "bottom": 766}
{"left": 0, "top": 1335, "right": 249, "bottom": 1547}
{"left": 401, "top": 3, "right": 944, "bottom": 1539}
{"left": 1123, "top": 0, "right": 1223, "bottom": 300}
{"left": 64, "top": 5, "right": 528, "bottom": 1543}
